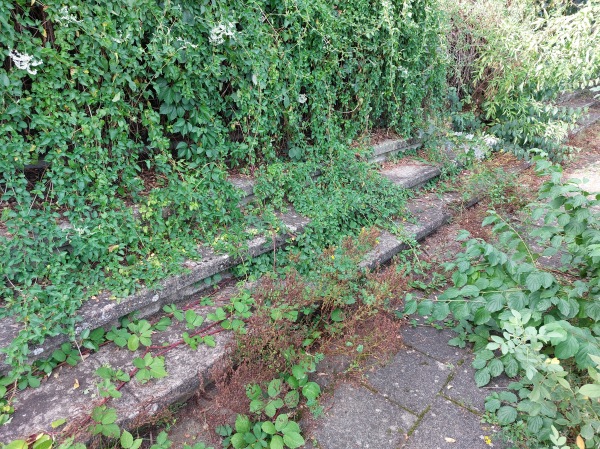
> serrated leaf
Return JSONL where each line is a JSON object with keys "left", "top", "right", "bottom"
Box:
{"left": 270, "top": 435, "right": 284, "bottom": 449}
{"left": 496, "top": 405, "right": 517, "bottom": 425}
{"left": 121, "top": 430, "right": 134, "bottom": 448}
{"left": 527, "top": 416, "right": 543, "bottom": 433}
{"left": 485, "top": 398, "right": 501, "bottom": 412}
{"left": 417, "top": 300, "right": 433, "bottom": 316}
{"left": 485, "top": 293, "right": 505, "bottom": 313}
{"left": 282, "top": 432, "right": 305, "bottom": 449}
{"left": 262, "top": 421, "right": 277, "bottom": 435}
{"left": 450, "top": 301, "right": 470, "bottom": 320}
{"left": 235, "top": 414, "right": 251, "bottom": 433}
{"left": 302, "top": 382, "right": 321, "bottom": 400}
{"left": 475, "top": 368, "right": 491, "bottom": 387}
{"left": 432, "top": 302, "right": 450, "bottom": 321}
{"left": 473, "top": 308, "right": 491, "bottom": 325}
{"left": 488, "top": 359, "right": 504, "bottom": 377}
{"left": 268, "top": 378, "right": 282, "bottom": 397}
{"left": 459, "top": 285, "right": 480, "bottom": 297}
{"left": 555, "top": 335, "right": 579, "bottom": 359}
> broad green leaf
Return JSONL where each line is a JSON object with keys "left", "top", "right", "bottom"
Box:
{"left": 282, "top": 432, "right": 305, "bottom": 449}
{"left": 485, "top": 398, "right": 501, "bottom": 412}
{"left": 268, "top": 379, "right": 282, "bottom": 398}
{"left": 555, "top": 335, "right": 579, "bottom": 359}
{"left": 527, "top": 416, "right": 544, "bottom": 433}
{"left": 262, "top": 421, "right": 277, "bottom": 435}
{"left": 578, "top": 384, "right": 600, "bottom": 398}
{"left": 475, "top": 368, "right": 491, "bottom": 387}
{"left": 270, "top": 435, "right": 284, "bottom": 449}
{"left": 235, "top": 415, "right": 251, "bottom": 434}
{"left": 275, "top": 414, "right": 289, "bottom": 432}
{"left": 121, "top": 430, "right": 135, "bottom": 448}
{"left": 302, "top": 382, "right": 321, "bottom": 400}
{"left": 496, "top": 406, "right": 517, "bottom": 425}
{"left": 459, "top": 285, "right": 480, "bottom": 297}
{"left": 488, "top": 359, "right": 504, "bottom": 377}
{"left": 473, "top": 308, "right": 491, "bottom": 325}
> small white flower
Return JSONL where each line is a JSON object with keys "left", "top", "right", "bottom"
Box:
{"left": 465, "top": 133, "right": 474, "bottom": 140}
{"left": 453, "top": 131, "right": 463, "bottom": 136}
{"left": 483, "top": 135, "right": 499, "bottom": 147}
{"left": 298, "top": 94, "right": 307, "bottom": 104}
{"left": 176, "top": 37, "right": 198, "bottom": 49}
{"left": 209, "top": 22, "right": 236, "bottom": 46}
{"left": 56, "top": 6, "right": 82, "bottom": 25}
{"left": 9, "top": 49, "right": 42, "bottom": 75}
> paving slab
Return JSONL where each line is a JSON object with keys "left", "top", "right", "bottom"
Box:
{"left": 443, "top": 358, "right": 511, "bottom": 413}
{"left": 365, "top": 349, "right": 452, "bottom": 415}
{"left": 309, "top": 383, "right": 417, "bottom": 449}
{"left": 404, "top": 396, "right": 503, "bottom": 449}
{"left": 400, "top": 319, "right": 465, "bottom": 364}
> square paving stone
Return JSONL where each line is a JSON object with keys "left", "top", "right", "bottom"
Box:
{"left": 366, "top": 349, "right": 453, "bottom": 415}
{"left": 443, "top": 357, "right": 511, "bottom": 413}
{"left": 401, "top": 317, "right": 466, "bottom": 364}
{"left": 310, "top": 383, "right": 417, "bottom": 449}
{"left": 404, "top": 396, "right": 505, "bottom": 449}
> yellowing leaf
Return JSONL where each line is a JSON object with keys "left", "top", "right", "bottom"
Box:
{"left": 576, "top": 435, "right": 585, "bottom": 449}
{"left": 73, "top": 379, "right": 80, "bottom": 389}
{"left": 108, "top": 245, "right": 120, "bottom": 253}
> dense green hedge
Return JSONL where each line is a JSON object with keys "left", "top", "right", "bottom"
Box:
{"left": 0, "top": 0, "right": 446, "bottom": 373}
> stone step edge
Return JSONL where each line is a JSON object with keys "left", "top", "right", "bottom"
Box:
{"left": 0, "top": 189, "right": 462, "bottom": 444}
{"left": 0, "top": 163, "right": 439, "bottom": 375}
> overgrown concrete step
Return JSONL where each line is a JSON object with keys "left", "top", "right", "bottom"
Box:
{"left": 0, "top": 209, "right": 309, "bottom": 375}
{"left": 379, "top": 162, "right": 441, "bottom": 189}
{"left": 229, "top": 138, "right": 423, "bottom": 203}
{"left": 0, "top": 285, "right": 240, "bottom": 444}
{"left": 359, "top": 195, "right": 452, "bottom": 271}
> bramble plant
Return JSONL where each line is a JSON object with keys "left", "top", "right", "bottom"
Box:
{"left": 404, "top": 158, "right": 600, "bottom": 448}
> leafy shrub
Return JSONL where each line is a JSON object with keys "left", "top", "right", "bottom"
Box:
{"left": 442, "top": 0, "right": 600, "bottom": 160}
{"left": 0, "top": 0, "right": 446, "bottom": 378}
{"left": 405, "top": 159, "right": 600, "bottom": 448}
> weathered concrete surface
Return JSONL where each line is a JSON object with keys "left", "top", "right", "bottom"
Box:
{"left": 229, "top": 175, "right": 256, "bottom": 205}
{"left": 380, "top": 164, "right": 441, "bottom": 189}
{"left": 366, "top": 349, "right": 452, "bottom": 415}
{"left": 359, "top": 197, "right": 451, "bottom": 270}
{"left": 404, "top": 396, "right": 500, "bottom": 449}
{"left": 0, "top": 210, "right": 309, "bottom": 374}
{"left": 371, "top": 139, "right": 422, "bottom": 163}
{"left": 310, "top": 384, "right": 417, "bottom": 449}
{"left": 0, "top": 285, "right": 238, "bottom": 443}
{"left": 301, "top": 320, "right": 507, "bottom": 449}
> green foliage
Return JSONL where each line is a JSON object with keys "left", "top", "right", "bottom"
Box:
{"left": 442, "top": 0, "right": 600, "bottom": 160}
{"left": 416, "top": 159, "right": 600, "bottom": 448}
{"left": 0, "top": 0, "right": 446, "bottom": 384}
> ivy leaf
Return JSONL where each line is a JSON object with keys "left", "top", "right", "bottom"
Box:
{"left": 496, "top": 406, "right": 517, "bottom": 425}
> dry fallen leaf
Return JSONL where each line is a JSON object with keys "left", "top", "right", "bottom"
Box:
{"left": 444, "top": 437, "right": 456, "bottom": 443}
{"left": 73, "top": 379, "right": 80, "bottom": 389}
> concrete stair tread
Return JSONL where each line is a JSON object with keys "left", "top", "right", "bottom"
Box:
{"left": 1, "top": 285, "right": 239, "bottom": 443}
{"left": 380, "top": 163, "right": 441, "bottom": 189}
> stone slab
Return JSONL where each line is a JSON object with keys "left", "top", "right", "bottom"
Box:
{"left": 309, "top": 383, "right": 417, "bottom": 449}
{"left": 443, "top": 356, "right": 511, "bottom": 413}
{"left": 371, "top": 139, "right": 422, "bottom": 163}
{"left": 0, "top": 210, "right": 309, "bottom": 375}
{"left": 366, "top": 349, "right": 453, "bottom": 415}
{"left": 0, "top": 285, "right": 239, "bottom": 443}
{"left": 380, "top": 164, "right": 441, "bottom": 189}
{"left": 404, "top": 396, "right": 504, "bottom": 449}
{"left": 400, "top": 319, "right": 465, "bottom": 364}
